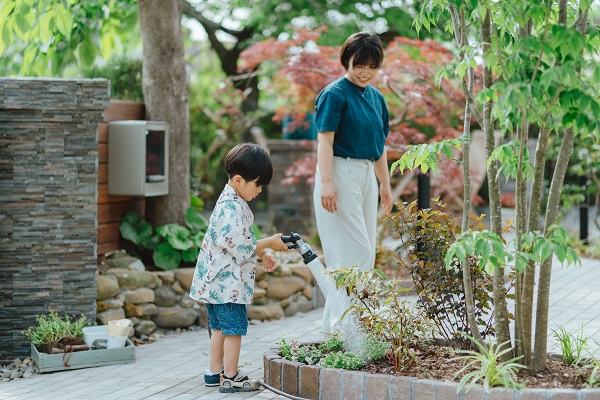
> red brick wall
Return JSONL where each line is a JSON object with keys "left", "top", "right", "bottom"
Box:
{"left": 97, "top": 100, "right": 146, "bottom": 262}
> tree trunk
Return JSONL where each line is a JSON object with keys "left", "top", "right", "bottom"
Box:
{"left": 522, "top": 125, "right": 550, "bottom": 367}
{"left": 533, "top": 0, "right": 588, "bottom": 370}
{"left": 532, "top": 127, "right": 575, "bottom": 369}
{"left": 482, "top": 9, "right": 511, "bottom": 357}
{"left": 138, "top": 0, "right": 190, "bottom": 226}
{"left": 514, "top": 116, "right": 529, "bottom": 360}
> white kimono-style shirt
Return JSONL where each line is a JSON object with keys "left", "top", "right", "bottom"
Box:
{"left": 189, "top": 184, "right": 257, "bottom": 304}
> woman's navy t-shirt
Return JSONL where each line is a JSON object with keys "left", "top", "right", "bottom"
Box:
{"left": 314, "top": 77, "right": 389, "bottom": 160}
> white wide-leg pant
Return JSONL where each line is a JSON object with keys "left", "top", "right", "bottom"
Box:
{"left": 313, "top": 156, "right": 378, "bottom": 334}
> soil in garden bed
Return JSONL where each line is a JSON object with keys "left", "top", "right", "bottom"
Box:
{"left": 360, "top": 344, "right": 592, "bottom": 390}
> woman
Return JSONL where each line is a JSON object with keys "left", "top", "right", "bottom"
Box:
{"left": 313, "top": 32, "right": 393, "bottom": 336}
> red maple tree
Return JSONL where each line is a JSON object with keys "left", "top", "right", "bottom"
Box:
{"left": 240, "top": 28, "right": 482, "bottom": 207}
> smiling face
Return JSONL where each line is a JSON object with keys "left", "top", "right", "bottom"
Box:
{"left": 230, "top": 175, "right": 262, "bottom": 201}
{"left": 345, "top": 56, "right": 380, "bottom": 88}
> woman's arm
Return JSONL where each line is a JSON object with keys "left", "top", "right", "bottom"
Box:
{"left": 374, "top": 150, "right": 393, "bottom": 214}
{"left": 317, "top": 131, "right": 337, "bottom": 213}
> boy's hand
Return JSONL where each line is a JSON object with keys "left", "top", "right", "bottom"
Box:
{"left": 270, "top": 233, "right": 289, "bottom": 252}
{"left": 262, "top": 251, "right": 277, "bottom": 272}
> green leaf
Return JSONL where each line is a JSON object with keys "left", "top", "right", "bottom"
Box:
{"left": 153, "top": 242, "right": 181, "bottom": 271}
{"left": 120, "top": 212, "right": 153, "bottom": 246}
{"left": 540, "top": 243, "right": 553, "bottom": 264}
{"left": 78, "top": 35, "right": 96, "bottom": 68}
{"left": 15, "top": 1, "right": 34, "bottom": 38}
{"left": 182, "top": 247, "right": 199, "bottom": 263}
{"left": 455, "top": 245, "right": 467, "bottom": 264}
{"left": 562, "top": 112, "right": 577, "bottom": 127}
{"left": 457, "top": 62, "right": 467, "bottom": 78}
{"left": 191, "top": 231, "right": 205, "bottom": 247}
{"left": 185, "top": 207, "right": 207, "bottom": 232}
{"left": 554, "top": 244, "right": 566, "bottom": 262}
{"left": 190, "top": 195, "right": 204, "bottom": 209}
{"left": 54, "top": 3, "right": 73, "bottom": 38}
{"left": 39, "top": 12, "right": 54, "bottom": 43}
{"left": 1, "top": 19, "right": 14, "bottom": 53}
{"left": 442, "top": 143, "right": 453, "bottom": 160}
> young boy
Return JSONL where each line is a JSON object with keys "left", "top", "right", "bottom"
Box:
{"left": 189, "top": 142, "right": 289, "bottom": 393}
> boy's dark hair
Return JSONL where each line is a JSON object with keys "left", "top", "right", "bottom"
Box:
{"left": 340, "top": 32, "right": 384, "bottom": 70}
{"left": 224, "top": 143, "right": 273, "bottom": 186}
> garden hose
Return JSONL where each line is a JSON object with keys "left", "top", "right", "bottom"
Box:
{"left": 261, "top": 381, "right": 310, "bottom": 400}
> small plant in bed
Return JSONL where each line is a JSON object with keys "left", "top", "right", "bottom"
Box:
{"left": 23, "top": 310, "right": 90, "bottom": 354}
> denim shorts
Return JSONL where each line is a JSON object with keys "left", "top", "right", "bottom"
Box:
{"left": 206, "top": 303, "right": 248, "bottom": 336}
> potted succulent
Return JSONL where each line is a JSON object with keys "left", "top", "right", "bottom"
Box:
{"left": 23, "top": 310, "right": 135, "bottom": 373}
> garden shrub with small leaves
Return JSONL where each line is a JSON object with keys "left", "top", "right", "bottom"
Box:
{"left": 320, "top": 351, "right": 365, "bottom": 370}
{"left": 386, "top": 199, "right": 495, "bottom": 348}
{"left": 333, "top": 267, "right": 436, "bottom": 371}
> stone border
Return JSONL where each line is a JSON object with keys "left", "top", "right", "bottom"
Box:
{"left": 263, "top": 350, "right": 600, "bottom": 400}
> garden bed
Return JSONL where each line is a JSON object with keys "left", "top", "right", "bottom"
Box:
{"left": 263, "top": 347, "right": 600, "bottom": 400}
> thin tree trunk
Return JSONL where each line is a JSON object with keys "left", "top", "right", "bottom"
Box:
{"left": 448, "top": 4, "right": 484, "bottom": 346}
{"left": 482, "top": 8, "right": 512, "bottom": 358}
{"left": 532, "top": 127, "right": 575, "bottom": 369}
{"left": 522, "top": 125, "right": 550, "bottom": 367}
{"left": 138, "top": 0, "right": 190, "bottom": 226}
{"left": 533, "top": 0, "right": 588, "bottom": 370}
{"left": 514, "top": 115, "right": 529, "bottom": 360}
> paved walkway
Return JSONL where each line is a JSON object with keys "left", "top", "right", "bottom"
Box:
{"left": 0, "top": 256, "right": 599, "bottom": 400}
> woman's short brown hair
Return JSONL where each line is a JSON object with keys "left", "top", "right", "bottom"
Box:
{"left": 339, "top": 32, "right": 384, "bottom": 70}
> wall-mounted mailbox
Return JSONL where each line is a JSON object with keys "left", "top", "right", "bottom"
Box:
{"left": 108, "top": 120, "right": 169, "bottom": 197}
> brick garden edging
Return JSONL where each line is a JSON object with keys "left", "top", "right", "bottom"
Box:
{"left": 263, "top": 350, "right": 600, "bottom": 400}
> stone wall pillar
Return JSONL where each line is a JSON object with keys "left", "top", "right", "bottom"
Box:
{"left": 266, "top": 139, "right": 316, "bottom": 237}
{"left": 0, "top": 78, "right": 110, "bottom": 360}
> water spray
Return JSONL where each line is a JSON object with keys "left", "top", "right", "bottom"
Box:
{"left": 281, "top": 233, "right": 367, "bottom": 357}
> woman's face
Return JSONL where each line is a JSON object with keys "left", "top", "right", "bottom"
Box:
{"left": 345, "top": 56, "right": 380, "bottom": 88}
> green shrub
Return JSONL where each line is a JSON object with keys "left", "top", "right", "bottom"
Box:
{"left": 333, "top": 267, "right": 436, "bottom": 371}
{"left": 386, "top": 199, "right": 495, "bottom": 348}
{"left": 323, "top": 333, "right": 344, "bottom": 352}
{"left": 83, "top": 55, "right": 143, "bottom": 101}
{"left": 120, "top": 196, "right": 207, "bottom": 270}
{"left": 361, "top": 331, "right": 392, "bottom": 362}
{"left": 23, "top": 310, "right": 90, "bottom": 353}
{"left": 320, "top": 352, "right": 365, "bottom": 370}
{"left": 276, "top": 338, "right": 323, "bottom": 365}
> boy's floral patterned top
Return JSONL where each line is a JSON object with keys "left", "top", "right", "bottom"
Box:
{"left": 189, "top": 184, "right": 257, "bottom": 304}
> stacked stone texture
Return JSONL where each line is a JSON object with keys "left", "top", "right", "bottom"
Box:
{"left": 266, "top": 139, "right": 316, "bottom": 236}
{"left": 0, "top": 78, "right": 110, "bottom": 360}
{"left": 96, "top": 252, "right": 317, "bottom": 336}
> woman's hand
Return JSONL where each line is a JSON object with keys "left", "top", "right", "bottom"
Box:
{"left": 321, "top": 181, "right": 338, "bottom": 213}
{"left": 379, "top": 185, "right": 393, "bottom": 214}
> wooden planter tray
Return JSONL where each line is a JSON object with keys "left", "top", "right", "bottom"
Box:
{"left": 31, "top": 338, "right": 136, "bottom": 373}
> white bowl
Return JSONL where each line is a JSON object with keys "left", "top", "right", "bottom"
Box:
{"left": 107, "top": 334, "right": 127, "bottom": 349}
{"left": 82, "top": 325, "right": 109, "bottom": 347}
